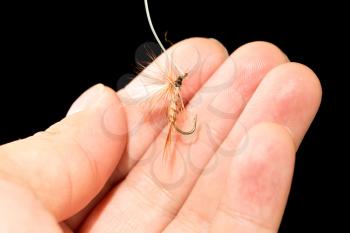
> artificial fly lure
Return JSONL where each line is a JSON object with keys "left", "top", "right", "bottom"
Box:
{"left": 142, "top": 0, "right": 197, "bottom": 158}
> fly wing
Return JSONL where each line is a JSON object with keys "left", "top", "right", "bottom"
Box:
{"left": 143, "top": 83, "right": 172, "bottom": 121}
{"left": 135, "top": 43, "right": 175, "bottom": 84}
{"left": 133, "top": 46, "right": 178, "bottom": 123}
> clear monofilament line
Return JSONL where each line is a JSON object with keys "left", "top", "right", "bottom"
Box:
{"left": 144, "top": 0, "right": 166, "bottom": 53}
{"left": 144, "top": 0, "right": 185, "bottom": 76}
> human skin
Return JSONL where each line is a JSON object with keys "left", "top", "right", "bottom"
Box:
{"left": 0, "top": 38, "right": 321, "bottom": 233}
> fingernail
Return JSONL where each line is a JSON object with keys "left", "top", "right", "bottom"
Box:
{"left": 67, "top": 84, "right": 105, "bottom": 116}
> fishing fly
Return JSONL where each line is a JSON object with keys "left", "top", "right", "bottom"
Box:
{"left": 141, "top": 0, "right": 197, "bottom": 157}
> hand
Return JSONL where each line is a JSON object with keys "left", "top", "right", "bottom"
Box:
{"left": 0, "top": 38, "right": 321, "bottom": 233}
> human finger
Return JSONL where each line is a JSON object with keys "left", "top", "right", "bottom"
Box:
{"left": 0, "top": 84, "right": 127, "bottom": 221}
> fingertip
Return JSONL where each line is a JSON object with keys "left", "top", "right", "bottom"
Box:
{"left": 175, "top": 37, "right": 229, "bottom": 98}
{"left": 207, "top": 37, "right": 229, "bottom": 57}
{"left": 232, "top": 41, "right": 290, "bottom": 78}
{"left": 94, "top": 85, "right": 128, "bottom": 142}
{"left": 281, "top": 62, "right": 322, "bottom": 104}
{"left": 241, "top": 61, "right": 322, "bottom": 148}
{"left": 214, "top": 122, "right": 296, "bottom": 232}
{"left": 179, "top": 37, "right": 229, "bottom": 57}
{"left": 260, "top": 62, "right": 322, "bottom": 145}
{"left": 66, "top": 84, "right": 128, "bottom": 180}
{"left": 67, "top": 83, "right": 105, "bottom": 116}
{"left": 266, "top": 62, "right": 322, "bottom": 99}
{"left": 234, "top": 41, "right": 289, "bottom": 62}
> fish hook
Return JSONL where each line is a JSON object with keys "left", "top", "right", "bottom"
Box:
{"left": 174, "top": 115, "right": 197, "bottom": 135}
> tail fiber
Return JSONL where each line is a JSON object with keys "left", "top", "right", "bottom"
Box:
{"left": 163, "top": 124, "right": 173, "bottom": 163}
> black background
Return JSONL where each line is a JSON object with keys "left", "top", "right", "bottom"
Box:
{"left": 0, "top": 0, "right": 346, "bottom": 232}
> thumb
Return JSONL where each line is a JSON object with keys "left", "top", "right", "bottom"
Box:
{"left": 0, "top": 84, "right": 127, "bottom": 221}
